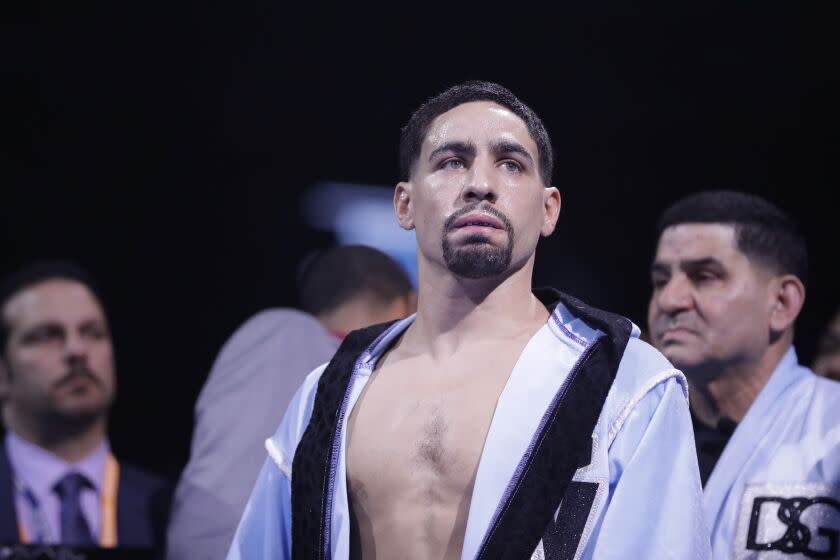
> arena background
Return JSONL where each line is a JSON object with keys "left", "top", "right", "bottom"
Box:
{"left": 3, "top": 3, "right": 838, "bottom": 477}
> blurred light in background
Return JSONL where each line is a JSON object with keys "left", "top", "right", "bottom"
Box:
{"left": 302, "top": 182, "right": 418, "bottom": 286}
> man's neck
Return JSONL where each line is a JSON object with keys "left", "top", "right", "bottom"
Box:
{"left": 689, "top": 342, "right": 791, "bottom": 427}
{"left": 6, "top": 414, "right": 107, "bottom": 463}
{"left": 405, "top": 259, "right": 548, "bottom": 359}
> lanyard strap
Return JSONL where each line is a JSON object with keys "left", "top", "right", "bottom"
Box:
{"left": 17, "top": 453, "right": 120, "bottom": 547}
{"left": 100, "top": 453, "right": 119, "bottom": 547}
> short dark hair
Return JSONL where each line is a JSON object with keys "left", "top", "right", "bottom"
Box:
{"left": 399, "top": 81, "right": 554, "bottom": 187}
{"left": 656, "top": 190, "right": 808, "bottom": 286}
{"left": 298, "top": 245, "right": 413, "bottom": 317}
{"left": 0, "top": 260, "right": 105, "bottom": 356}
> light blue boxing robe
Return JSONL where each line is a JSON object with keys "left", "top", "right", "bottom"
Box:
{"left": 227, "top": 299, "right": 710, "bottom": 559}
{"left": 704, "top": 348, "right": 840, "bottom": 559}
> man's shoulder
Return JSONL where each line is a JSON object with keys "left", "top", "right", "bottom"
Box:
{"left": 773, "top": 363, "right": 840, "bottom": 422}
{"left": 116, "top": 461, "right": 173, "bottom": 522}
{"left": 617, "top": 336, "right": 683, "bottom": 388}
{"left": 265, "top": 321, "right": 401, "bottom": 458}
{"left": 119, "top": 461, "right": 173, "bottom": 496}
{"left": 115, "top": 461, "right": 173, "bottom": 548}
{"left": 542, "top": 291, "right": 687, "bottom": 418}
{"left": 219, "top": 308, "right": 335, "bottom": 358}
{"left": 601, "top": 337, "right": 688, "bottom": 441}
{"left": 266, "top": 363, "right": 330, "bottom": 445}
{"left": 811, "top": 370, "right": 840, "bottom": 399}
{"left": 196, "top": 308, "right": 338, "bottom": 408}
{"left": 237, "top": 308, "right": 323, "bottom": 332}
{"left": 790, "top": 367, "right": 840, "bottom": 435}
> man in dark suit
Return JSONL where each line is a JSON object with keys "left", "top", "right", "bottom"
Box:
{"left": 0, "top": 261, "right": 171, "bottom": 551}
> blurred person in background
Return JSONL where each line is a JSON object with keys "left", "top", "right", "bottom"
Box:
{"left": 813, "top": 307, "right": 840, "bottom": 381}
{"left": 0, "top": 261, "right": 171, "bottom": 550}
{"left": 647, "top": 190, "right": 840, "bottom": 559}
{"left": 166, "top": 245, "right": 415, "bottom": 560}
{"left": 228, "top": 81, "right": 708, "bottom": 559}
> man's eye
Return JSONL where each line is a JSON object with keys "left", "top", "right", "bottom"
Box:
{"left": 500, "top": 160, "right": 522, "bottom": 173}
{"left": 442, "top": 159, "right": 465, "bottom": 170}
{"left": 651, "top": 276, "right": 669, "bottom": 289}
{"left": 23, "top": 328, "right": 63, "bottom": 345}
{"left": 81, "top": 325, "right": 108, "bottom": 340}
{"left": 692, "top": 271, "right": 718, "bottom": 283}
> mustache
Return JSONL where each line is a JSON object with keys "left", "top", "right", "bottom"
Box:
{"left": 651, "top": 316, "right": 699, "bottom": 338}
{"left": 54, "top": 368, "right": 101, "bottom": 389}
{"left": 443, "top": 203, "right": 513, "bottom": 234}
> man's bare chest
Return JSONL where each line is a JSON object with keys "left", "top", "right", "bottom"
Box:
{"left": 346, "top": 349, "right": 522, "bottom": 499}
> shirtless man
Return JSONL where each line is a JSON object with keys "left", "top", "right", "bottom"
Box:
{"left": 227, "top": 81, "right": 708, "bottom": 559}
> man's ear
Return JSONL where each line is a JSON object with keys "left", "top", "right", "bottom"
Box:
{"left": 769, "top": 274, "right": 805, "bottom": 333}
{"left": 540, "top": 186, "right": 562, "bottom": 237}
{"left": 394, "top": 181, "right": 415, "bottom": 231}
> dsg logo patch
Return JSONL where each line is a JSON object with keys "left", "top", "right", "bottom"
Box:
{"left": 734, "top": 483, "right": 840, "bottom": 559}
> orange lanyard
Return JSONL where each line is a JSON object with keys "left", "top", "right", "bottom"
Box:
{"left": 17, "top": 453, "right": 120, "bottom": 547}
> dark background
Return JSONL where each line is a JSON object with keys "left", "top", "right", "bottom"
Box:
{"left": 3, "top": 3, "right": 838, "bottom": 478}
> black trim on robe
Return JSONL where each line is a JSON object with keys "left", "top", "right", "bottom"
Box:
{"left": 476, "top": 288, "right": 632, "bottom": 559}
{"left": 541, "top": 481, "right": 600, "bottom": 560}
{"left": 291, "top": 321, "right": 395, "bottom": 560}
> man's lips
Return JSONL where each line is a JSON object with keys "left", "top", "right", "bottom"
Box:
{"left": 55, "top": 370, "right": 101, "bottom": 391}
{"left": 659, "top": 326, "right": 696, "bottom": 340}
{"left": 451, "top": 213, "right": 505, "bottom": 231}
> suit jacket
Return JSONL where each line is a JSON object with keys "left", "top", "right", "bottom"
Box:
{"left": 0, "top": 445, "right": 172, "bottom": 549}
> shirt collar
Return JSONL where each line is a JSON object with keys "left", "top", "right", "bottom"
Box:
{"left": 5, "top": 432, "right": 109, "bottom": 499}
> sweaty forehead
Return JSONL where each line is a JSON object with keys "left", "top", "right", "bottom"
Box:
{"left": 2, "top": 279, "right": 104, "bottom": 329}
{"left": 422, "top": 101, "right": 537, "bottom": 154}
{"left": 655, "top": 223, "right": 741, "bottom": 262}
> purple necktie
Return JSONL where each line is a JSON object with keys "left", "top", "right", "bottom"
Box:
{"left": 53, "top": 472, "right": 95, "bottom": 546}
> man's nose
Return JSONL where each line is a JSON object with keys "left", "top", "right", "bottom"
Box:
{"left": 462, "top": 160, "right": 497, "bottom": 203}
{"left": 655, "top": 275, "right": 693, "bottom": 314}
{"left": 64, "top": 333, "right": 90, "bottom": 366}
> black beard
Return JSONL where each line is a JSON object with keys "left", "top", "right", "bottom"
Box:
{"left": 442, "top": 205, "right": 514, "bottom": 279}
